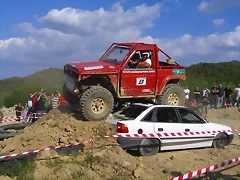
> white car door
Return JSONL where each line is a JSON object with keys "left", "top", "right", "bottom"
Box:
{"left": 176, "top": 107, "right": 215, "bottom": 149}
{"left": 152, "top": 107, "right": 187, "bottom": 151}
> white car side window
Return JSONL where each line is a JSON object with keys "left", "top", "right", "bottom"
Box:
{"left": 156, "top": 108, "right": 178, "bottom": 123}
{"left": 178, "top": 109, "right": 203, "bottom": 124}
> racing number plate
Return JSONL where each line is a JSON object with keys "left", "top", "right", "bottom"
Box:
{"left": 66, "top": 76, "right": 76, "bottom": 91}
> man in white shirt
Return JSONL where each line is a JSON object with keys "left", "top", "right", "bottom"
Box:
{"left": 234, "top": 84, "right": 240, "bottom": 108}
{"left": 184, "top": 86, "right": 190, "bottom": 107}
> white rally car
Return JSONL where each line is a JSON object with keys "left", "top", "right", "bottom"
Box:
{"left": 110, "top": 103, "right": 234, "bottom": 156}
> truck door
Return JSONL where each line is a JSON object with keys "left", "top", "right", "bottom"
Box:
{"left": 120, "top": 50, "right": 157, "bottom": 96}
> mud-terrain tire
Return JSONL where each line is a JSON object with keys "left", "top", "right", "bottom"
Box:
{"left": 212, "top": 133, "right": 228, "bottom": 149}
{"left": 62, "top": 83, "right": 78, "bottom": 105}
{"left": 157, "top": 84, "right": 185, "bottom": 106}
{"left": 79, "top": 86, "right": 114, "bottom": 121}
{"left": 138, "top": 139, "right": 160, "bottom": 156}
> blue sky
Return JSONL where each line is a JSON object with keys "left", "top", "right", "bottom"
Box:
{"left": 0, "top": 0, "right": 240, "bottom": 79}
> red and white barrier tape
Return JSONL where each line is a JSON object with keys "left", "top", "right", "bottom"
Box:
{"left": 169, "top": 156, "right": 240, "bottom": 180}
{"left": 0, "top": 113, "right": 46, "bottom": 123}
{"left": 0, "top": 138, "right": 93, "bottom": 160}
{"left": 94, "top": 129, "right": 240, "bottom": 139}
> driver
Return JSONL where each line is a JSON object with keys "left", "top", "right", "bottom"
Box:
{"left": 130, "top": 52, "right": 152, "bottom": 68}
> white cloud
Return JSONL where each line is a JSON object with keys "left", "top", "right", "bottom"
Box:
{"left": 212, "top": 18, "right": 225, "bottom": 27}
{"left": 0, "top": 2, "right": 240, "bottom": 79}
{"left": 198, "top": 0, "right": 240, "bottom": 13}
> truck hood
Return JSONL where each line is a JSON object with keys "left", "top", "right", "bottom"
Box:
{"left": 67, "top": 60, "right": 119, "bottom": 74}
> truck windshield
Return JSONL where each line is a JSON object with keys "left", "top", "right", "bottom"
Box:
{"left": 117, "top": 104, "right": 148, "bottom": 120}
{"left": 101, "top": 45, "right": 130, "bottom": 64}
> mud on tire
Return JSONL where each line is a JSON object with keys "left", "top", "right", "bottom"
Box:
{"left": 79, "top": 86, "right": 114, "bottom": 121}
{"left": 157, "top": 84, "right": 185, "bottom": 106}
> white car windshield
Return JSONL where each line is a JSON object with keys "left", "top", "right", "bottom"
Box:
{"left": 101, "top": 45, "right": 130, "bottom": 64}
{"left": 116, "top": 105, "right": 148, "bottom": 120}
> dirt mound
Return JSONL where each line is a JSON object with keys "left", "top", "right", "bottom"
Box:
{"left": 0, "top": 109, "right": 116, "bottom": 155}
{"left": 207, "top": 108, "right": 240, "bottom": 120}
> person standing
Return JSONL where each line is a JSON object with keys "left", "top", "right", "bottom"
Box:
{"left": 211, "top": 85, "right": 218, "bottom": 109}
{"left": 224, "top": 85, "right": 234, "bottom": 105}
{"left": 184, "top": 86, "right": 190, "bottom": 107}
{"left": 203, "top": 87, "right": 210, "bottom": 97}
{"left": 51, "top": 92, "right": 61, "bottom": 109}
{"left": 15, "top": 103, "right": 23, "bottom": 121}
{"left": 194, "top": 87, "right": 201, "bottom": 105}
{"left": 36, "top": 91, "right": 49, "bottom": 120}
{"left": 201, "top": 94, "right": 209, "bottom": 119}
{"left": 234, "top": 84, "right": 240, "bottom": 108}
{"left": 217, "top": 84, "right": 225, "bottom": 108}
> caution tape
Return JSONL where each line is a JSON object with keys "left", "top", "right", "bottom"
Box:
{"left": 94, "top": 128, "right": 240, "bottom": 139}
{"left": 0, "top": 113, "right": 46, "bottom": 123}
{"left": 169, "top": 156, "right": 240, "bottom": 180}
{"left": 0, "top": 138, "right": 93, "bottom": 161}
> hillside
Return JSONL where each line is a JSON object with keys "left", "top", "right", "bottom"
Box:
{"left": 0, "top": 68, "right": 65, "bottom": 106}
{"left": 0, "top": 60, "right": 239, "bottom": 106}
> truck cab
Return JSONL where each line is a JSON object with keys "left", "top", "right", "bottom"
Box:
{"left": 63, "top": 42, "right": 186, "bottom": 121}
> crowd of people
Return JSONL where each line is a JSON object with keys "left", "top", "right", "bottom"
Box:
{"left": 183, "top": 84, "right": 240, "bottom": 118}
{"left": 12, "top": 84, "right": 240, "bottom": 122}
{"left": 15, "top": 88, "right": 61, "bottom": 122}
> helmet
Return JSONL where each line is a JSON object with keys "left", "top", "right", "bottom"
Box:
{"left": 141, "top": 52, "right": 150, "bottom": 58}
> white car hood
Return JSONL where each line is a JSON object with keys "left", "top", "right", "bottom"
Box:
{"left": 207, "top": 122, "right": 232, "bottom": 131}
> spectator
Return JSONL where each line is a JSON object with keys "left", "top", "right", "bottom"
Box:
{"left": 211, "top": 84, "right": 218, "bottom": 109}
{"left": 190, "top": 99, "right": 201, "bottom": 115}
{"left": 52, "top": 89, "right": 61, "bottom": 97}
{"left": 51, "top": 92, "right": 61, "bottom": 109}
{"left": 15, "top": 103, "right": 23, "bottom": 121}
{"left": 184, "top": 86, "right": 190, "bottom": 107}
{"left": 224, "top": 85, "right": 233, "bottom": 103}
{"left": 217, "top": 84, "right": 225, "bottom": 108}
{"left": 36, "top": 91, "right": 49, "bottom": 120}
{"left": 38, "top": 88, "right": 44, "bottom": 95}
{"left": 234, "top": 84, "right": 240, "bottom": 108}
{"left": 202, "top": 87, "right": 210, "bottom": 97}
{"left": 201, "top": 94, "right": 209, "bottom": 119}
{"left": 24, "top": 92, "right": 37, "bottom": 122}
{"left": 193, "top": 87, "right": 201, "bottom": 105}
{"left": 224, "top": 99, "right": 233, "bottom": 108}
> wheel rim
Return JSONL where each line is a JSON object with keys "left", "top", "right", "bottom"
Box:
{"left": 142, "top": 140, "right": 155, "bottom": 153}
{"left": 167, "top": 93, "right": 180, "bottom": 105}
{"left": 218, "top": 138, "right": 225, "bottom": 147}
{"left": 91, "top": 98, "right": 106, "bottom": 114}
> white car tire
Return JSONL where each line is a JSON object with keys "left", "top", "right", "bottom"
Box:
{"left": 212, "top": 133, "right": 228, "bottom": 149}
{"left": 138, "top": 139, "right": 160, "bottom": 156}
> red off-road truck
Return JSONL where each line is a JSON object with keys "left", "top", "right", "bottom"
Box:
{"left": 63, "top": 42, "right": 186, "bottom": 121}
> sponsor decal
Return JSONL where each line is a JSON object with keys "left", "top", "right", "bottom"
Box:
{"left": 123, "top": 70, "right": 155, "bottom": 73}
{"left": 84, "top": 66, "right": 104, "bottom": 70}
{"left": 172, "top": 69, "right": 185, "bottom": 75}
{"left": 142, "top": 89, "right": 150, "bottom": 92}
{"left": 136, "top": 77, "right": 147, "bottom": 86}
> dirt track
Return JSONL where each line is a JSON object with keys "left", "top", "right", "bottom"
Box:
{"left": 0, "top": 108, "right": 239, "bottom": 180}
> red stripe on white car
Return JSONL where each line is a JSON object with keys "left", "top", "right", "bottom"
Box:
{"left": 94, "top": 129, "right": 240, "bottom": 139}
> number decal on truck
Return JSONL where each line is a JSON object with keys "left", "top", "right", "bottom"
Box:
{"left": 136, "top": 77, "right": 146, "bottom": 86}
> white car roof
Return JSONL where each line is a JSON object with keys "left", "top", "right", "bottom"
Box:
{"left": 131, "top": 103, "right": 186, "bottom": 108}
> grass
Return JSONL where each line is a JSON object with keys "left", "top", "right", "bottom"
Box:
{"left": 0, "top": 157, "right": 35, "bottom": 180}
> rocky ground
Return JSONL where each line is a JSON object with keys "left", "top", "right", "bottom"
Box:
{"left": 0, "top": 107, "right": 239, "bottom": 180}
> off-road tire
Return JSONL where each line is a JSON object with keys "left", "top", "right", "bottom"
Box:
{"left": 212, "top": 133, "right": 228, "bottom": 149}
{"left": 62, "top": 83, "right": 78, "bottom": 105}
{"left": 157, "top": 84, "right": 185, "bottom": 106}
{"left": 79, "top": 86, "right": 114, "bottom": 121}
{"left": 138, "top": 138, "right": 160, "bottom": 156}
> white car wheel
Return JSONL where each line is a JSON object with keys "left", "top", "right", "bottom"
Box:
{"left": 138, "top": 139, "right": 160, "bottom": 156}
{"left": 212, "top": 133, "right": 228, "bottom": 149}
